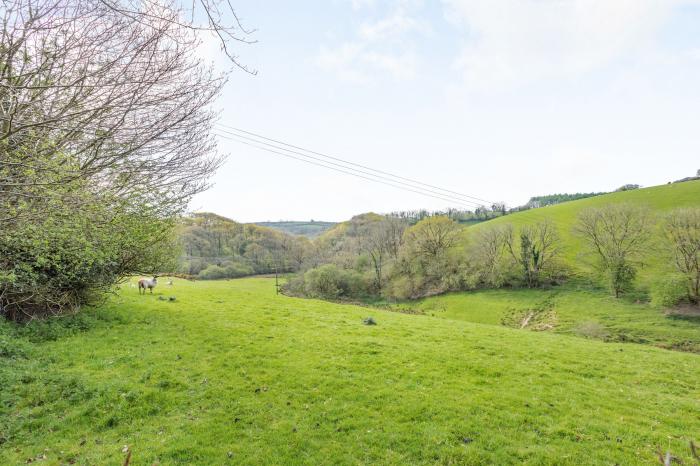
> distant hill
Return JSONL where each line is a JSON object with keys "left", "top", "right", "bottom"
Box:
{"left": 178, "top": 213, "right": 308, "bottom": 279}
{"left": 253, "top": 221, "right": 336, "bottom": 238}
{"left": 522, "top": 192, "right": 607, "bottom": 209}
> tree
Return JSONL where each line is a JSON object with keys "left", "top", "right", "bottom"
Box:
{"left": 381, "top": 217, "right": 408, "bottom": 260}
{"left": 356, "top": 216, "right": 408, "bottom": 291}
{"left": 470, "top": 225, "right": 512, "bottom": 287}
{"left": 504, "top": 221, "right": 560, "bottom": 288}
{"left": 574, "top": 204, "right": 653, "bottom": 297}
{"left": 403, "top": 216, "right": 461, "bottom": 262}
{"left": 664, "top": 208, "right": 700, "bottom": 304}
{"left": 0, "top": 1, "right": 254, "bottom": 319}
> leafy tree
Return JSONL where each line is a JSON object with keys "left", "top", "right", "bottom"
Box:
{"left": 504, "top": 221, "right": 561, "bottom": 288}
{"left": 575, "top": 204, "right": 653, "bottom": 297}
{"left": 663, "top": 208, "right": 700, "bottom": 304}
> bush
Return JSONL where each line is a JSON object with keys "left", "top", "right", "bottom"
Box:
{"left": 197, "top": 262, "right": 254, "bottom": 280}
{"left": 0, "top": 194, "right": 177, "bottom": 321}
{"left": 651, "top": 275, "right": 688, "bottom": 307}
{"left": 302, "top": 264, "right": 368, "bottom": 300}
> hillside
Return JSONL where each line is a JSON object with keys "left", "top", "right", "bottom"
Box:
{"left": 178, "top": 213, "right": 309, "bottom": 279}
{"left": 253, "top": 221, "right": 336, "bottom": 238}
{"left": 378, "top": 180, "right": 700, "bottom": 351}
{"left": 1, "top": 278, "right": 699, "bottom": 465}
{"left": 466, "top": 180, "right": 700, "bottom": 287}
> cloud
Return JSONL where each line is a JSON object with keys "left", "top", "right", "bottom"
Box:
{"left": 443, "top": 0, "right": 688, "bottom": 89}
{"left": 316, "top": 3, "right": 428, "bottom": 83}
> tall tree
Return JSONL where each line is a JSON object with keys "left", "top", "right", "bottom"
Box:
{"left": 403, "top": 216, "right": 461, "bottom": 262}
{"left": 575, "top": 204, "right": 653, "bottom": 297}
{"left": 664, "top": 208, "right": 700, "bottom": 304}
{"left": 0, "top": 0, "right": 254, "bottom": 319}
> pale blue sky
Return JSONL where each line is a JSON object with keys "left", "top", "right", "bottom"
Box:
{"left": 191, "top": 0, "right": 700, "bottom": 222}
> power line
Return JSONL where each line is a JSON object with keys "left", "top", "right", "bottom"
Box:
{"left": 213, "top": 132, "right": 483, "bottom": 208}
{"left": 214, "top": 126, "right": 485, "bottom": 208}
{"left": 214, "top": 123, "right": 498, "bottom": 205}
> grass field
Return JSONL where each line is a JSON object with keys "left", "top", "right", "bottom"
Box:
{"left": 2, "top": 278, "right": 699, "bottom": 465}
{"left": 401, "top": 284, "right": 700, "bottom": 353}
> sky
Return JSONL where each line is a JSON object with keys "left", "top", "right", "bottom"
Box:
{"left": 190, "top": 0, "right": 700, "bottom": 222}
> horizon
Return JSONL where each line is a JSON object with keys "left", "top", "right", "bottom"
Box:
{"left": 195, "top": 176, "right": 693, "bottom": 223}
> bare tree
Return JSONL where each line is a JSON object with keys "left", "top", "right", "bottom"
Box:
{"left": 470, "top": 225, "right": 512, "bottom": 287}
{"left": 357, "top": 217, "right": 407, "bottom": 291}
{"left": 574, "top": 204, "right": 653, "bottom": 297}
{"left": 664, "top": 208, "right": 700, "bottom": 304}
{"left": 380, "top": 216, "right": 408, "bottom": 260}
{"left": 0, "top": 0, "right": 251, "bottom": 224}
{"left": 404, "top": 216, "right": 461, "bottom": 262}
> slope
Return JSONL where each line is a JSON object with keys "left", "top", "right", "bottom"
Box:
{"left": 1, "top": 278, "right": 698, "bottom": 465}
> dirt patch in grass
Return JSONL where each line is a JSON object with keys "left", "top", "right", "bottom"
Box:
{"left": 501, "top": 296, "right": 557, "bottom": 331}
{"left": 665, "top": 304, "right": 700, "bottom": 317}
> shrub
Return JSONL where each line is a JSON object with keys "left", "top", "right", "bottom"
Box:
{"left": 0, "top": 195, "right": 178, "bottom": 321}
{"left": 651, "top": 275, "right": 688, "bottom": 307}
{"left": 302, "top": 264, "right": 368, "bottom": 300}
{"left": 197, "top": 262, "right": 254, "bottom": 280}
{"left": 198, "top": 265, "right": 227, "bottom": 280}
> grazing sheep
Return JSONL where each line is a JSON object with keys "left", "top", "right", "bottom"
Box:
{"left": 138, "top": 276, "right": 158, "bottom": 295}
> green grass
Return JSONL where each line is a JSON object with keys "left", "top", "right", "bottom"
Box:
{"left": 2, "top": 278, "right": 699, "bottom": 465}
{"left": 403, "top": 284, "right": 700, "bottom": 352}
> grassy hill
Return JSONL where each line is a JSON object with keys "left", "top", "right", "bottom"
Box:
{"left": 397, "top": 284, "right": 700, "bottom": 352}
{"left": 465, "top": 180, "right": 700, "bottom": 287}
{"left": 394, "top": 181, "right": 700, "bottom": 352}
{"left": 253, "top": 221, "right": 336, "bottom": 238}
{"left": 2, "top": 278, "right": 699, "bottom": 465}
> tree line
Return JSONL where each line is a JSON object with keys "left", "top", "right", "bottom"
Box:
{"left": 283, "top": 205, "right": 700, "bottom": 307}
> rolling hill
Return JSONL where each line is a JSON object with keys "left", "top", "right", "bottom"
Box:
{"left": 464, "top": 179, "right": 700, "bottom": 287}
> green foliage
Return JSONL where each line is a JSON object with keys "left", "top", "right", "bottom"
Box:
{"left": 178, "top": 213, "right": 308, "bottom": 276}
{"left": 607, "top": 261, "right": 637, "bottom": 298}
{"left": 197, "top": 262, "right": 254, "bottom": 280}
{"left": 1, "top": 278, "right": 699, "bottom": 464}
{"left": 524, "top": 192, "right": 606, "bottom": 209}
{"left": 651, "top": 274, "right": 688, "bottom": 307}
{"left": 301, "top": 264, "right": 368, "bottom": 299}
{"left": 0, "top": 155, "right": 177, "bottom": 320}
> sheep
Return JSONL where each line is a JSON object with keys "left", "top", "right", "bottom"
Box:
{"left": 138, "top": 276, "right": 158, "bottom": 295}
